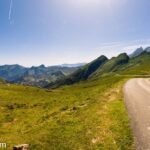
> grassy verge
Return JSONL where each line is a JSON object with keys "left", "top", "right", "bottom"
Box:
{"left": 0, "top": 76, "right": 134, "bottom": 149}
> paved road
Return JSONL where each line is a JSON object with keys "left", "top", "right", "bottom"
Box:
{"left": 124, "top": 78, "right": 150, "bottom": 150}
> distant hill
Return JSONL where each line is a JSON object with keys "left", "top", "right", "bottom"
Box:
{"left": 129, "top": 47, "right": 144, "bottom": 58}
{"left": 46, "top": 55, "right": 108, "bottom": 88}
{"left": 144, "top": 47, "right": 150, "bottom": 52}
{"left": 91, "top": 53, "right": 129, "bottom": 78}
{"left": 46, "top": 49, "right": 150, "bottom": 89}
{"left": 129, "top": 46, "right": 150, "bottom": 58}
{"left": 1, "top": 47, "right": 150, "bottom": 88}
{"left": 0, "top": 64, "right": 27, "bottom": 81}
{"left": 119, "top": 51, "right": 150, "bottom": 75}
{"left": 0, "top": 64, "right": 80, "bottom": 87}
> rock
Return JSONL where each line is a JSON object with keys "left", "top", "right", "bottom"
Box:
{"left": 13, "top": 144, "right": 29, "bottom": 150}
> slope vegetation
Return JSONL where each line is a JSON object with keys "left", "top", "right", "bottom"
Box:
{"left": 119, "top": 51, "right": 150, "bottom": 75}
{"left": 46, "top": 55, "right": 108, "bottom": 88}
{"left": 0, "top": 65, "right": 79, "bottom": 87}
{"left": 90, "top": 53, "right": 129, "bottom": 78}
{"left": 2, "top": 51, "right": 150, "bottom": 149}
{"left": 0, "top": 75, "right": 133, "bottom": 150}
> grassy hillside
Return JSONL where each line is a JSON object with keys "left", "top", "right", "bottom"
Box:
{"left": 90, "top": 53, "right": 129, "bottom": 79}
{"left": 119, "top": 51, "right": 150, "bottom": 75}
{"left": 0, "top": 75, "right": 134, "bottom": 150}
{"left": 46, "top": 55, "right": 108, "bottom": 88}
{"left": 2, "top": 52, "right": 150, "bottom": 149}
{"left": 47, "top": 53, "right": 130, "bottom": 89}
{"left": 85, "top": 52, "right": 150, "bottom": 80}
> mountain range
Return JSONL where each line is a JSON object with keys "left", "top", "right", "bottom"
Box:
{"left": 0, "top": 46, "right": 149, "bottom": 88}
{"left": 129, "top": 46, "right": 150, "bottom": 58}
{"left": 0, "top": 64, "right": 83, "bottom": 87}
{"left": 46, "top": 47, "right": 150, "bottom": 88}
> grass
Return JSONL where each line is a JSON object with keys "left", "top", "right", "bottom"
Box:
{"left": 0, "top": 75, "right": 134, "bottom": 150}
{"left": 2, "top": 52, "right": 150, "bottom": 149}
{"left": 3, "top": 50, "right": 150, "bottom": 150}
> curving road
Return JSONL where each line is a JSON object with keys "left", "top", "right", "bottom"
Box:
{"left": 124, "top": 78, "right": 150, "bottom": 150}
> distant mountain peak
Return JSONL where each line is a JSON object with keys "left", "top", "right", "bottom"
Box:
{"left": 144, "top": 47, "right": 150, "bottom": 52}
{"left": 46, "top": 55, "right": 108, "bottom": 88}
{"left": 129, "top": 46, "right": 150, "bottom": 58}
{"left": 0, "top": 64, "right": 80, "bottom": 87}
{"left": 118, "top": 52, "right": 129, "bottom": 57}
{"left": 39, "top": 64, "right": 45, "bottom": 68}
{"left": 129, "top": 47, "right": 144, "bottom": 58}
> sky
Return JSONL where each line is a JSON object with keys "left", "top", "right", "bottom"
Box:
{"left": 0, "top": 0, "right": 150, "bottom": 66}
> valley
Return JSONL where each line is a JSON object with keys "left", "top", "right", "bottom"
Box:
{"left": 0, "top": 64, "right": 81, "bottom": 87}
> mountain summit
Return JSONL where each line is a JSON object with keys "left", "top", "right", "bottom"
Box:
{"left": 0, "top": 65, "right": 80, "bottom": 87}
{"left": 129, "top": 46, "right": 150, "bottom": 58}
{"left": 46, "top": 55, "right": 108, "bottom": 88}
{"left": 129, "top": 47, "right": 144, "bottom": 58}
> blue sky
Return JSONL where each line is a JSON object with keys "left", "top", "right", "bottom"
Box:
{"left": 0, "top": 0, "right": 150, "bottom": 66}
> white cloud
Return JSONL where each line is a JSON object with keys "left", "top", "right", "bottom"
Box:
{"left": 94, "top": 39, "right": 150, "bottom": 58}
{"left": 8, "top": 0, "right": 13, "bottom": 21}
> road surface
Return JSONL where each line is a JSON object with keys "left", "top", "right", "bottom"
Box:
{"left": 124, "top": 78, "right": 150, "bottom": 150}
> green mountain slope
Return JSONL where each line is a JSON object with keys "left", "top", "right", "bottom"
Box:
{"left": 119, "top": 51, "right": 150, "bottom": 75}
{"left": 0, "top": 73, "right": 134, "bottom": 150}
{"left": 90, "top": 53, "right": 129, "bottom": 78}
{"left": 47, "top": 53, "right": 130, "bottom": 88}
{"left": 0, "top": 65, "right": 27, "bottom": 81}
{"left": 47, "top": 52, "right": 150, "bottom": 89}
{"left": 46, "top": 55, "right": 108, "bottom": 88}
{"left": 65, "top": 55, "right": 108, "bottom": 81}
{"left": 0, "top": 65, "right": 79, "bottom": 87}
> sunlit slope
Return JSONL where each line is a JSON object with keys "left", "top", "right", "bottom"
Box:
{"left": 118, "top": 51, "right": 150, "bottom": 75}
{"left": 2, "top": 52, "right": 150, "bottom": 149}
{"left": 46, "top": 55, "right": 108, "bottom": 88}
{"left": 0, "top": 75, "right": 133, "bottom": 150}
{"left": 90, "top": 53, "right": 129, "bottom": 78}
